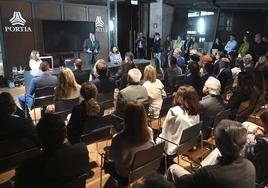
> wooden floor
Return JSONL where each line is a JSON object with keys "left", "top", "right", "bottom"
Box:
{"left": 0, "top": 86, "right": 211, "bottom": 188}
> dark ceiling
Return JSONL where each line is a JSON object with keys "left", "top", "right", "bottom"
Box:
{"left": 163, "top": 0, "right": 268, "bottom": 9}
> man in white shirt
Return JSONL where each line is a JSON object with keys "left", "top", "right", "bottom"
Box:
{"left": 224, "top": 34, "right": 237, "bottom": 53}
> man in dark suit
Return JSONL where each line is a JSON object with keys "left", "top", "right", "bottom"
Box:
{"left": 114, "top": 52, "right": 136, "bottom": 90}
{"left": 135, "top": 32, "right": 146, "bottom": 59}
{"left": 15, "top": 113, "right": 90, "bottom": 188}
{"left": 0, "top": 92, "right": 38, "bottom": 158}
{"left": 216, "top": 58, "right": 233, "bottom": 94}
{"left": 92, "top": 59, "right": 115, "bottom": 93}
{"left": 18, "top": 61, "right": 57, "bottom": 113}
{"left": 73, "top": 58, "right": 90, "bottom": 85}
{"left": 83, "top": 32, "right": 100, "bottom": 67}
{"left": 200, "top": 77, "right": 226, "bottom": 139}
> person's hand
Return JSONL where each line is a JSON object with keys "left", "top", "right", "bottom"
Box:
{"left": 87, "top": 49, "right": 92, "bottom": 53}
{"left": 94, "top": 49, "right": 98, "bottom": 53}
{"left": 252, "top": 127, "right": 264, "bottom": 136}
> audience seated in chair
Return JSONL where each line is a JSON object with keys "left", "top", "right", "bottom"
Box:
{"left": 115, "top": 68, "right": 149, "bottom": 118}
{"left": 15, "top": 113, "right": 89, "bottom": 188}
{"left": 156, "top": 85, "right": 200, "bottom": 156}
{"left": 200, "top": 77, "right": 225, "bottom": 139}
{"left": 73, "top": 58, "right": 90, "bottom": 85}
{"left": 216, "top": 58, "right": 233, "bottom": 94}
{"left": 18, "top": 61, "right": 57, "bottom": 115}
{"left": 0, "top": 92, "right": 38, "bottom": 157}
{"left": 55, "top": 67, "right": 81, "bottom": 100}
{"left": 226, "top": 71, "right": 253, "bottom": 119}
{"left": 114, "top": 52, "right": 136, "bottom": 90}
{"left": 245, "top": 109, "right": 268, "bottom": 184}
{"left": 179, "top": 61, "right": 203, "bottom": 98}
{"left": 91, "top": 59, "right": 116, "bottom": 94}
{"left": 167, "top": 119, "right": 256, "bottom": 188}
{"left": 164, "top": 56, "right": 182, "bottom": 92}
{"left": 107, "top": 101, "right": 154, "bottom": 178}
{"left": 67, "top": 82, "right": 104, "bottom": 144}
{"left": 109, "top": 45, "right": 122, "bottom": 64}
{"left": 143, "top": 65, "right": 166, "bottom": 119}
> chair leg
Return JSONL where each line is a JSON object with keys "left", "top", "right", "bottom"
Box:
{"left": 34, "top": 108, "right": 37, "bottom": 124}
{"left": 100, "top": 154, "right": 103, "bottom": 188}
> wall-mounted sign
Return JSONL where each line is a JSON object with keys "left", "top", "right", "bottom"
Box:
{"left": 95, "top": 16, "right": 106, "bottom": 32}
{"left": 5, "top": 11, "right": 32, "bottom": 32}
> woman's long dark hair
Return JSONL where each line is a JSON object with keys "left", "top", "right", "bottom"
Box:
{"left": 173, "top": 85, "right": 200, "bottom": 116}
{"left": 80, "top": 82, "right": 100, "bottom": 116}
{"left": 121, "top": 101, "right": 150, "bottom": 146}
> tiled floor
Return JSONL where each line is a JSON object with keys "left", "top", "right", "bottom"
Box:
{"left": 0, "top": 86, "right": 212, "bottom": 188}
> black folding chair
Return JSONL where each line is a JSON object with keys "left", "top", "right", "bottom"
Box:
{"left": 105, "top": 142, "right": 165, "bottom": 188}
{"left": 157, "top": 95, "right": 174, "bottom": 128}
{"left": 54, "top": 97, "right": 80, "bottom": 120}
{"left": 203, "top": 109, "right": 231, "bottom": 150}
{"left": 32, "top": 86, "right": 55, "bottom": 123}
{"left": 80, "top": 125, "right": 114, "bottom": 188}
{"left": 0, "top": 146, "right": 40, "bottom": 174}
{"left": 97, "top": 92, "right": 114, "bottom": 109}
{"left": 58, "top": 173, "right": 88, "bottom": 188}
{"left": 158, "top": 121, "right": 203, "bottom": 172}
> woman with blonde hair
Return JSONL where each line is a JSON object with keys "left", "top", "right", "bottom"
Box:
{"left": 55, "top": 68, "right": 81, "bottom": 100}
{"left": 143, "top": 65, "right": 166, "bottom": 118}
{"left": 29, "top": 50, "right": 42, "bottom": 71}
{"left": 67, "top": 82, "right": 103, "bottom": 143}
{"left": 156, "top": 85, "right": 200, "bottom": 156}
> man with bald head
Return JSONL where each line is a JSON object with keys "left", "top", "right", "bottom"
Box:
{"left": 115, "top": 68, "right": 149, "bottom": 117}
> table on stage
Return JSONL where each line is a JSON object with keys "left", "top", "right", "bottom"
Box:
{"left": 23, "top": 59, "right": 150, "bottom": 93}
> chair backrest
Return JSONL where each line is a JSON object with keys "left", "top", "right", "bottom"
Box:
{"left": 97, "top": 92, "right": 114, "bottom": 109}
{"left": 129, "top": 142, "right": 165, "bottom": 183}
{"left": 54, "top": 97, "right": 80, "bottom": 119}
{"left": 213, "top": 109, "right": 231, "bottom": 128}
{"left": 34, "top": 86, "right": 55, "bottom": 108}
{"left": 143, "top": 101, "right": 150, "bottom": 115}
{"left": 159, "top": 95, "right": 174, "bottom": 118}
{"left": 80, "top": 125, "right": 113, "bottom": 145}
{"left": 177, "top": 121, "right": 202, "bottom": 154}
{"left": 0, "top": 147, "right": 40, "bottom": 173}
{"left": 58, "top": 173, "right": 87, "bottom": 188}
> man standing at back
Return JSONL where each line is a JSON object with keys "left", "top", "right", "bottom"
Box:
{"left": 18, "top": 61, "right": 57, "bottom": 115}
{"left": 83, "top": 32, "right": 100, "bottom": 67}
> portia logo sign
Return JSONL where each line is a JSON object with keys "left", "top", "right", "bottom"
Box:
{"left": 95, "top": 16, "right": 106, "bottom": 32}
{"left": 5, "top": 11, "right": 32, "bottom": 32}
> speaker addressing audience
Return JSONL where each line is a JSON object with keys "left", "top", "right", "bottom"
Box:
{"left": 167, "top": 119, "right": 255, "bottom": 188}
{"left": 29, "top": 50, "right": 42, "bottom": 72}
{"left": 0, "top": 92, "right": 38, "bottom": 158}
{"left": 18, "top": 61, "right": 57, "bottom": 115}
{"left": 115, "top": 68, "right": 148, "bottom": 117}
{"left": 55, "top": 67, "right": 81, "bottom": 100}
{"left": 67, "top": 81, "right": 104, "bottom": 144}
{"left": 91, "top": 59, "right": 116, "bottom": 94}
{"left": 83, "top": 32, "right": 100, "bottom": 66}
{"left": 15, "top": 113, "right": 90, "bottom": 188}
